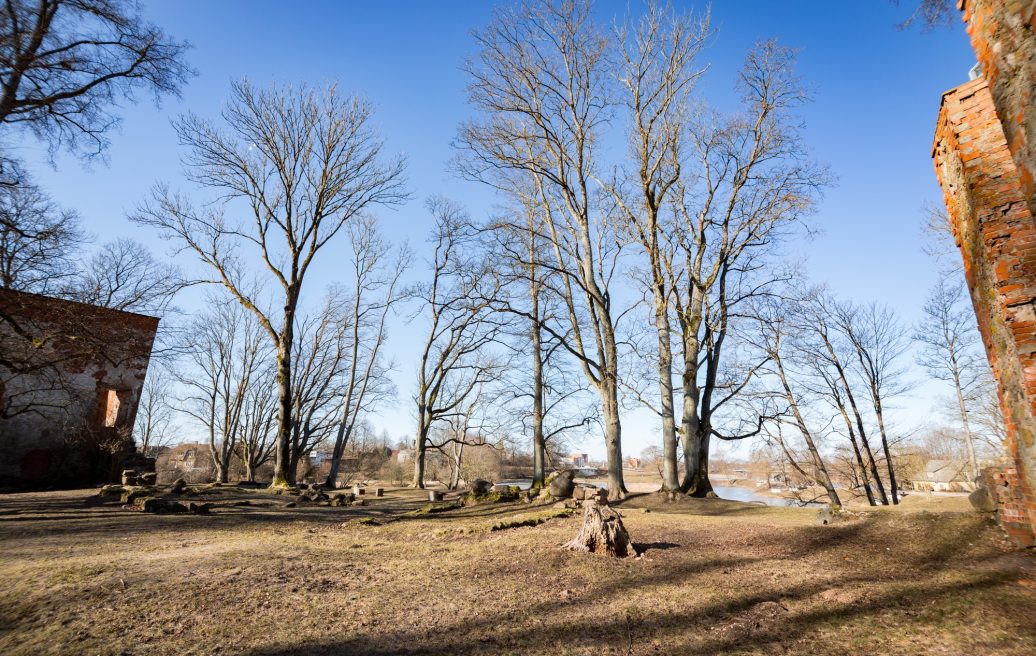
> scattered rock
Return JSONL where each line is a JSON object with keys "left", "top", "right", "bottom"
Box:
{"left": 285, "top": 501, "right": 297, "bottom": 508}
{"left": 120, "top": 489, "right": 150, "bottom": 505}
{"left": 548, "top": 470, "right": 576, "bottom": 499}
{"left": 99, "top": 484, "right": 125, "bottom": 498}
{"left": 138, "top": 472, "right": 157, "bottom": 486}
{"left": 471, "top": 479, "right": 494, "bottom": 495}
{"left": 140, "top": 497, "right": 189, "bottom": 514}
{"left": 188, "top": 502, "right": 212, "bottom": 515}
{"left": 969, "top": 486, "right": 997, "bottom": 513}
{"left": 351, "top": 499, "right": 367, "bottom": 507}
{"left": 170, "top": 478, "right": 187, "bottom": 494}
{"left": 121, "top": 469, "right": 138, "bottom": 486}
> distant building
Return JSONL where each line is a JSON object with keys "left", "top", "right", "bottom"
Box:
{"left": 0, "top": 289, "right": 159, "bottom": 487}
{"left": 911, "top": 460, "right": 976, "bottom": 493}
{"left": 624, "top": 457, "right": 642, "bottom": 470}
{"left": 566, "top": 453, "right": 589, "bottom": 468}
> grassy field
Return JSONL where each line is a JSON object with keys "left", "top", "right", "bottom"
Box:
{"left": 1, "top": 485, "right": 1034, "bottom": 655}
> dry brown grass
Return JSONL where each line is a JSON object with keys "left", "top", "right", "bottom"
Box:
{"left": 1, "top": 486, "right": 1034, "bottom": 655}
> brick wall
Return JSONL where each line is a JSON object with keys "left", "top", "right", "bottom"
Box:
{"left": 933, "top": 1, "right": 1036, "bottom": 545}
{"left": 960, "top": 0, "right": 1036, "bottom": 218}
{"left": 933, "top": 78, "right": 1036, "bottom": 545}
{"left": 982, "top": 467, "right": 1035, "bottom": 546}
{"left": 0, "top": 288, "right": 160, "bottom": 487}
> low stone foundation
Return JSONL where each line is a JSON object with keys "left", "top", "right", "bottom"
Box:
{"left": 982, "top": 467, "right": 1036, "bottom": 547}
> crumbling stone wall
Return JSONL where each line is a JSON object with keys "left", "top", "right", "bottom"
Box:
{"left": 933, "top": 1, "right": 1036, "bottom": 546}
{"left": 0, "top": 288, "right": 159, "bottom": 488}
{"left": 961, "top": 0, "right": 1036, "bottom": 218}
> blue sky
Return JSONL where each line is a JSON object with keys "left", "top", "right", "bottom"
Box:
{"left": 16, "top": 1, "right": 976, "bottom": 460}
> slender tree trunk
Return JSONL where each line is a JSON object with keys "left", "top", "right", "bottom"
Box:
{"left": 412, "top": 410, "right": 428, "bottom": 489}
{"left": 245, "top": 459, "right": 255, "bottom": 483}
{"left": 531, "top": 319, "right": 546, "bottom": 488}
{"left": 325, "top": 421, "right": 353, "bottom": 489}
{"left": 679, "top": 370, "right": 702, "bottom": 492}
{"left": 846, "top": 432, "right": 876, "bottom": 505}
{"left": 449, "top": 442, "right": 465, "bottom": 489}
{"left": 832, "top": 398, "right": 876, "bottom": 505}
{"left": 775, "top": 356, "right": 841, "bottom": 507}
{"left": 827, "top": 344, "right": 888, "bottom": 505}
{"left": 530, "top": 261, "right": 547, "bottom": 488}
{"left": 602, "top": 379, "right": 627, "bottom": 499}
{"left": 953, "top": 370, "right": 980, "bottom": 482}
{"left": 655, "top": 296, "right": 680, "bottom": 492}
{"left": 272, "top": 332, "right": 294, "bottom": 487}
{"left": 873, "top": 398, "right": 899, "bottom": 504}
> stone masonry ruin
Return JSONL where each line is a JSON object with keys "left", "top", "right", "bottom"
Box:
{"left": 933, "top": 0, "right": 1036, "bottom": 545}
{"left": 0, "top": 288, "right": 159, "bottom": 488}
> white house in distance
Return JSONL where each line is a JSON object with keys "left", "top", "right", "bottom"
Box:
{"left": 911, "top": 460, "right": 977, "bottom": 493}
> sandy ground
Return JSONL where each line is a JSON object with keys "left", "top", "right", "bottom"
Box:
{"left": 1, "top": 485, "right": 1035, "bottom": 655}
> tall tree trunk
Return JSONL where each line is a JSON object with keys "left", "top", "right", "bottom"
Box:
{"left": 244, "top": 459, "right": 255, "bottom": 483}
{"left": 531, "top": 324, "right": 546, "bottom": 488}
{"left": 271, "top": 332, "right": 294, "bottom": 487}
{"left": 953, "top": 370, "right": 980, "bottom": 482}
{"left": 655, "top": 296, "right": 680, "bottom": 493}
{"left": 530, "top": 274, "right": 547, "bottom": 488}
{"left": 602, "top": 379, "right": 627, "bottom": 499}
{"left": 873, "top": 398, "right": 899, "bottom": 504}
{"left": 831, "top": 396, "right": 877, "bottom": 505}
{"left": 775, "top": 356, "right": 841, "bottom": 507}
{"left": 412, "top": 410, "right": 428, "bottom": 489}
{"left": 325, "top": 421, "right": 353, "bottom": 489}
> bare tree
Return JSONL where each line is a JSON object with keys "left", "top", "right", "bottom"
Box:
{"left": 134, "top": 80, "right": 407, "bottom": 487}
{"left": 287, "top": 293, "right": 354, "bottom": 482}
{"left": 0, "top": 0, "right": 192, "bottom": 173}
{"left": 236, "top": 363, "right": 277, "bottom": 482}
{"left": 486, "top": 195, "right": 597, "bottom": 488}
{"left": 835, "top": 301, "right": 911, "bottom": 504}
{"left": 459, "top": 0, "right": 631, "bottom": 498}
{"left": 796, "top": 289, "right": 888, "bottom": 505}
{"left": 916, "top": 279, "right": 989, "bottom": 481}
{"left": 0, "top": 178, "right": 83, "bottom": 291}
{"left": 669, "top": 41, "right": 829, "bottom": 495}
{"left": 752, "top": 300, "right": 841, "bottom": 506}
{"left": 324, "top": 216, "right": 404, "bottom": 488}
{"left": 608, "top": 3, "right": 709, "bottom": 493}
{"left": 411, "top": 198, "right": 502, "bottom": 489}
{"left": 69, "top": 238, "right": 183, "bottom": 315}
{"left": 133, "top": 364, "right": 176, "bottom": 457}
{"left": 177, "top": 298, "right": 269, "bottom": 483}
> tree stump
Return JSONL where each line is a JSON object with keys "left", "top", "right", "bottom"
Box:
{"left": 563, "top": 500, "right": 637, "bottom": 558}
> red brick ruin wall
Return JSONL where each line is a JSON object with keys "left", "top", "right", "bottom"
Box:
{"left": 0, "top": 289, "right": 159, "bottom": 486}
{"left": 933, "top": 1, "right": 1036, "bottom": 545}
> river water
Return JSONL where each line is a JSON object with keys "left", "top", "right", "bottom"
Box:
{"left": 496, "top": 478, "right": 818, "bottom": 507}
{"left": 712, "top": 485, "right": 818, "bottom": 507}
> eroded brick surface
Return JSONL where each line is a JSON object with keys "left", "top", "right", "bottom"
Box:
{"left": 0, "top": 288, "right": 159, "bottom": 487}
{"left": 934, "top": 1, "right": 1036, "bottom": 545}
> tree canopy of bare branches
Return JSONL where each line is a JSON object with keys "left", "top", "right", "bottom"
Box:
{"left": 0, "top": 177, "right": 83, "bottom": 291}
{"left": 411, "top": 198, "right": 503, "bottom": 489}
{"left": 0, "top": 0, "right": 192, "bottom": 173}
{"left": 459, "top": 0, "right": 631, "bottom": 498}
{"left": 134, "top": 80, "right": 408, "bottom": 487}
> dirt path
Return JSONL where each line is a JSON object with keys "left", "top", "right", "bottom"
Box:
{"left": 1, "top": 487, "right": 1034, "bottom": 655}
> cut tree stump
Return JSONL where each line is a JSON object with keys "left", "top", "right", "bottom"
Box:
{"left": 563, "top": 500, "right": 638, "bottom": 558}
